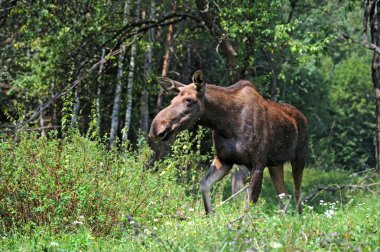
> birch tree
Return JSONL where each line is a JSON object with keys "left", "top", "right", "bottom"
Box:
{"left": 96, "top": 48, "right": 106, "bottom": 136}
{"left": 110, "top": 1, "right": 129, "bottom": 147}
{"left": 122, "top": 0, "right": 140, "bottom": 142}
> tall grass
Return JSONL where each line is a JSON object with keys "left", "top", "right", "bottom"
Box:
{"left": 0, "top": 130, "right": 196, "bottom": 235}
{"left": 0, "top": 130, "right": 379, "bottom": 251}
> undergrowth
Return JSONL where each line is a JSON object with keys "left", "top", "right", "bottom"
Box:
{"left": 0, "top": 130, "right": 379, "bottom": 251}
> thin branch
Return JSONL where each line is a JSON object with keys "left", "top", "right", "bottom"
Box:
{"left": 215, "top": 185, "right": 249, "bottom": 209}
{"left": 100, "top": 12, "right": 201, "bottom": 52}
{"left": 227, "top": 213, "right": 247, "bottom": 229}
{"left": 304, "top": 182, "right": 380, "bottom": 202}
{"left": 340, "top": 32, "right": 380, "bottom": 55}
{"left": 19, "top": 125, "right": 61, "bottom": 131}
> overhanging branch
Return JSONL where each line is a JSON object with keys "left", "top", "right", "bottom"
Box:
{"left": 340, "top": 32, "right": 380, "bottom": 55}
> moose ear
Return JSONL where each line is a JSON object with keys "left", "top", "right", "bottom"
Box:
{"left": 192, "top": 70, "right": 206, "bottom": 95}
{"left": 156, "top": 77, "right": 185, "bottom": 95}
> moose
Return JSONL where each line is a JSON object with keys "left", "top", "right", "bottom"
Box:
{"left": 149, "top": 70, "right": 308, "bottom": 214}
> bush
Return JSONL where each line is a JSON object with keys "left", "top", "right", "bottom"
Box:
{"left": 0, "top": 130, "right": 196, "bottom": 235}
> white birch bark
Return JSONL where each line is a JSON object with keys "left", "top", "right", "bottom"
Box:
{"left": 110, "top": 1, "right": 128, "bottom": 147}
{"left": 40, "top": 103, "right": 46, "bottom": 136}
{"left": 122, "top": 42, "right": 136, "bottom": 142}
{"left": 96, "top": 48, "right": 106, "bottom": 136}
{"left": 122, "top": 0, "right": 140, "bottom": 142}
{"left": 71, "top": 80, "right": 80, "bottom": 128}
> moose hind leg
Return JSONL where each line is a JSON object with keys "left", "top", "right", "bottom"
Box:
{"left": 200, "top": 158, "right": 232, "bottom": 215}
{"left": 291, "top": 159, "right": 305, "bottom": 214}
{"left": 245, "top": 165, "right": 264, "bottom": 212}
{"left": 268, "top": 165, "right": 288, "bottom": 212}
{"left": 231, "top": 165, "right": 250, "bottom": 195}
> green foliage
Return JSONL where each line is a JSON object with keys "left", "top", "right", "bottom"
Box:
{"left": 160, "top": 127, "right": 212, "bottom": 197}
{"left": 1, "top": 0, "right": 379, "bottom": 250}
{"left": 0, "top": 131, "right": 190, "bottom": 235}
{"left": 329, "top": 54, "right": 375, "bottom": 170}
{"left": 0, "top": 138, "right": 379, "bottom": 251}
{"left": 309, "top": 53, "right": 375, "bottom": 171}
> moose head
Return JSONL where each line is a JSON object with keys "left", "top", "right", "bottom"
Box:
{"left": 149, "top": 70, "right": 206, "bottom": 141}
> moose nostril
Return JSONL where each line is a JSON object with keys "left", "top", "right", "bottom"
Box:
{"left": 157, "top": 128, "right": 168, "bottom": 138}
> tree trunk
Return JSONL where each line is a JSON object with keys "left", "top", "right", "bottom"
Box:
{"left": 122, "top": 0, "right": 140, "bottom": 142}
{"left": 140, "top": 1, "right": 155, "bottom": 134}
{"left": 122, "top": 42, "right": 137, "bottom": 142}
{"left": 110, "top": 1, "right": 128, "bottom": 147}
{"left": 97, "top": 48, "right": 106, "bottom": 136}
{"left": 156, "top": 2, "right": 176, "bottom": 112}
{"left": 182, "top": 43, "right": 192, "bottom": 82}
{"left": 71, "top": 79, "right": 80, "bottom": 128}
{"left": 366, "top": 0, "right": 380, "bottom": 174}
{"left": 39, "top": 103, "right": 46, "bottom": 136}
{"left": 270, "top": 69, "right": 280, "bottom": 101}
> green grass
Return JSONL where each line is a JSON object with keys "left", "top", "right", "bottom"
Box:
{"left": 1, "top": 168, "right": 379, "bottom": 251}
{"left": 0, "top": 132, "right": 379, "bottom": 251}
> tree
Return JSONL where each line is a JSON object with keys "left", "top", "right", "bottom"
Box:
{"left": 365, "top": 0, "right": 380, "bottom": 174}
{"left": 194, "top": 0, "right": 239, "bottom": 82}
{"left": 110, "top": 2, "right": 129, "bottom": 147}
{"left": 140, "top": 1, "right": 156, "bottom": 134}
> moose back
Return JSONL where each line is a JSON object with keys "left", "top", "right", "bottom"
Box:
{"left": 149, "top": 70, "right": 308, "bottom": 214}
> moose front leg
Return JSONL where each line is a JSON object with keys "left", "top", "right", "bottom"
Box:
{"left": 200, "top": 157, "right": 232, "bottom": 215}
{"left": 245, "top": 165, "right": 264, "bottom": 212}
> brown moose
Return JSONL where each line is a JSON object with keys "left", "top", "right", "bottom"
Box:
{"left": 149, "top": 70, "right": 308, "bottom": 214}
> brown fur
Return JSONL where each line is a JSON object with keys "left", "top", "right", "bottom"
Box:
{"left": 150, "top": 71, "right": 308, "bottom": 214}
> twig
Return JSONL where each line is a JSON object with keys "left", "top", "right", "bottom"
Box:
{"left": 304, "top": 182, "right": 380, "bottom": 201}
{"left": 349, "top": 168, "right": 375, "bottom": 177}
{"left": 19, "top": 125, "right": 61, "bottom": 131}
{"left": 227, "top": 213, "right": 247, "bottom": 228}
{"left": 340, "top": 32, "right": 380, "bottom": 55}
{"left": 125, "top": 214, "right": 170, "bottom": 251}
{"left": 215, "top": 185, "right": 249, "bottom": 209}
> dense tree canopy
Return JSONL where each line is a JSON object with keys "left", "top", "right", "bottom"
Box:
{"left": 0, "top": 0, "right": 376, "bottom": 171}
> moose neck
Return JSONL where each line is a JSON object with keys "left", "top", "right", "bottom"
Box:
{"left": 199, "top": 85, "right": 240, "bottom": 138}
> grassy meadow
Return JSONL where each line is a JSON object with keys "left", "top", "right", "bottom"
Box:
{"left": 0, "top": 131, "right": 379, "bottom": 251}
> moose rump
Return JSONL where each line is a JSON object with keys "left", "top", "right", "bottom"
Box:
{"left": 149, "top": 70, "right": 308, "bottom": 215}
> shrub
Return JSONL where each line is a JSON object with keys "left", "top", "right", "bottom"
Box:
{"left": 0, "top": 131, "right": 194, "bottom": 235}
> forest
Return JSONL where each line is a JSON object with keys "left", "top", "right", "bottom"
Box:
{"left": 0, "top": 0, "right": 379, "bottom": 251}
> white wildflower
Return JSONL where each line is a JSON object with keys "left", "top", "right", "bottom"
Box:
{"left": 189, "top": 208, "right": 194, "bottom": 212}
{"left": 324, "top": 209, "right": 335, "bottom": 218}
{"left": 278, "top": 193, "right": 286, "bottom": 199}
{"left": 270, "top": 241, "right": 283, "bottom": 249}
{"left": 72, "top": 220, "right": 83, "bottom": 225}
{"left": 49, "top": 241, "right": 59, "bottom": 247}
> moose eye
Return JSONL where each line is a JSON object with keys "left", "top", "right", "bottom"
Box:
{"left": 185, "top": 98, "right": 194, "bottom": 106}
